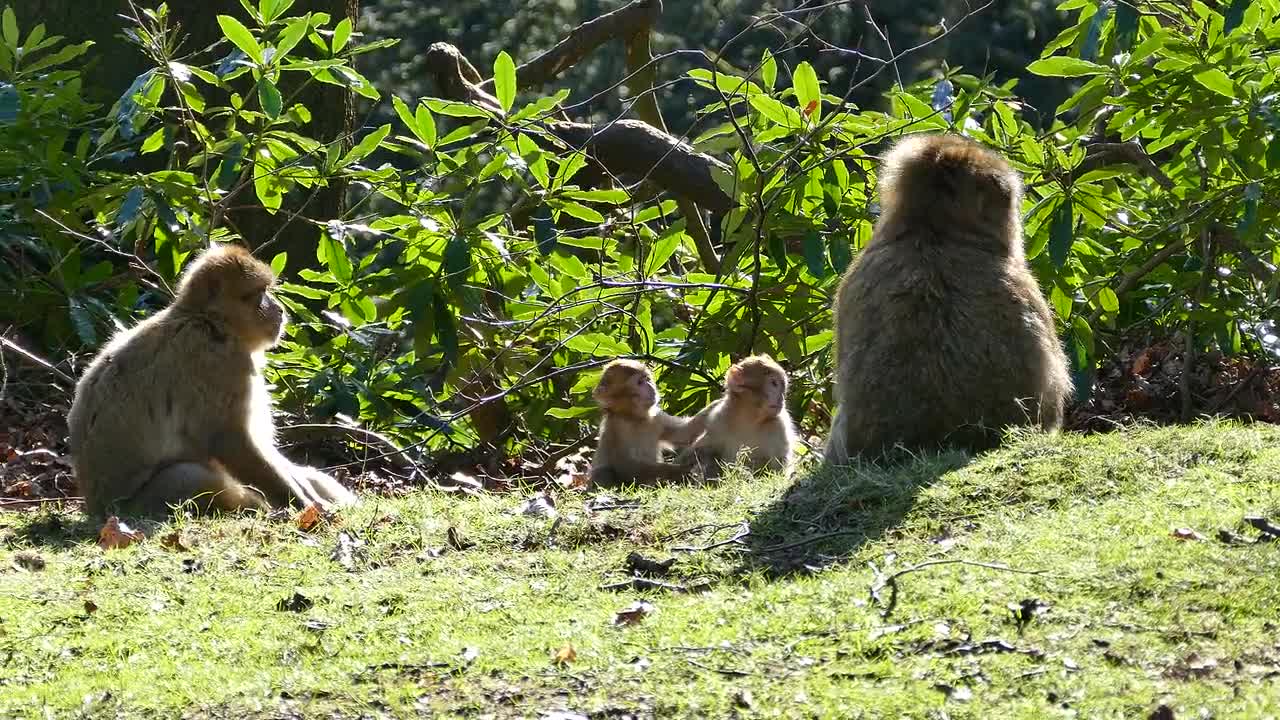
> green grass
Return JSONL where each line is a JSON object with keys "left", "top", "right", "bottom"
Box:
{"left": 3, "top": 422, "right": 1280, "bottom": 718}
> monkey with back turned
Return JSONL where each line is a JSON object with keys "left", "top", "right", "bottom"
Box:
{"left": 825, "top": 133, "right": 1073, "bottom": 461}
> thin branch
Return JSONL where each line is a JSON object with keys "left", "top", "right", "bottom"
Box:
{"left": 0, "top": 336, "right": 76, "bottom": 386}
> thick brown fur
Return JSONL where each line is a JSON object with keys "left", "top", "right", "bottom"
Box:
{"left": 67, "top": 243, "right": 357, "bottom": 516}
{"left": 685, "top": 355, "right": 797, "bottom": 480}
{"left": 589, "top": 359, "right": 706, "bottom": 488}
{"left": 825, "top": 133, "right": 1072, "bottom": 461}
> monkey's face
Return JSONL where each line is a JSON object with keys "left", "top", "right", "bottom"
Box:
{"left": 726, "top": 360, "right": 787, "bottom": 421}
{"left": 228, "top": 285, "right": 286, "bottom": 352}
{"left": 593, "top": 363, "right": 658, "bottom": 417}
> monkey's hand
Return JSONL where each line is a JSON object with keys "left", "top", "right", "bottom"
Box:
{"left": 293, "top": 465, "right": 357, "bottom": 509}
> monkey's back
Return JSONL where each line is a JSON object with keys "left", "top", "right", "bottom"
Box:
{"left": 831, "top": 233, "right": 1070, "bottom": 457}
{"left": 68, "top": 309, "right": 253, "bottom": 513}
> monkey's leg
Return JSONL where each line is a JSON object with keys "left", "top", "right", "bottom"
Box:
{"left": 127, "top": 461, "right": 270, "bottom": 515}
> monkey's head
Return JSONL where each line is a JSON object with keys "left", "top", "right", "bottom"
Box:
{"left": 174, "top": 243, "right": 287, "bottom": 352}
{"left": 877, "top": 133, "right": 1023, "bottom": 250}
{"left": 593, "top": 359, "right": 659, "bottom": 418}
{"left": 725, "top": 355, "right": 787, "bottom": 422}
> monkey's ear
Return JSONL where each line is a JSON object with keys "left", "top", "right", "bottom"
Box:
{"left": 724, "top": 366, "right": 741, "bottom": 388}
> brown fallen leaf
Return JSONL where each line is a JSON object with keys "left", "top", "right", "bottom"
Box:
{"left": 97, "top": 517, "right": 145, "bottom": 550}
{"left": 553, "top": 643, "right": 576, "bottom": 666}
{"left": 296, "top": 504, "right": 322, "bottom": 532}
{"left": 83, "top": 599, "right": 98, "bottom": 615}
{"left": 612, "top": 600, "right": 655, "bottom": 626}
{"left": 160, "top": 531, "right": 190, "bottom": 552}
{"left": 556, "top": 471, "right": 592, "bottom": 491}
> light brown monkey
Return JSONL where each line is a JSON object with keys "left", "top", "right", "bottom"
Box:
{"left": 67, "top": 243, "right": 357, "bottom": 516}
{"left": 685, "top": 355, "right": 797, "bottom": 480}
{"left": 588, "top": 359, "right": 706, "bottom": 488}
{"left": 825, "top": 133, "right": 1072, "bottom": 461}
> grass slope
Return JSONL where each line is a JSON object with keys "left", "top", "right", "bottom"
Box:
{"left": 2, "top": 422, "right": 1279, "bottom": 718}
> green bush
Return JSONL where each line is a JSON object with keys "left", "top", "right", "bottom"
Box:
{"left": 2, "top": 0, "right": 1277, "bottom": 465}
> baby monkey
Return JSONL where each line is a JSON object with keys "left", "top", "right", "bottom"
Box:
{"left": 589, "top": 359, "right": 706, "bottom": 487}
{"left": 685, "top": 355, "right": 797, "bottom": 480}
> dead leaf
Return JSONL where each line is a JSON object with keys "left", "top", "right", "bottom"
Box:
{"left": 612, "top": 600, "right": 655, "bottom": 626}
{"left": 552, "top": 643, "right": 576, "bottom": 666}
{"left": 330, "top": 530, "right": 364, "bottom": 571}
{"left": 624, "top": 552, "right": 675, "bottom": 577}
{"left": 12, "top": 550, "right": 45, "bottom": 571}
{"left": 448, "top": 471, "right": 485, "bottom": 494}
{"left": 275, "top": 591, "right": 314, "bottom": 613}
{"left": 519, "top": 492, "right": 558, "bottom": 519}
{"left": 1132, "top": 348, "right": 1154, "bottom": 376}
{"left": 556, "top": 472, "right": 591, "bottom": 491}
{"left": 296, "top": 504, "right": 323, "bottom": 532}
{"left": 446, "top": 526, "right": 474, "bottom": 551}
{"left": 97, "top": 517, "right": 145, "bottom": 550}
{"left": 1171, "top": 527, "right": 1205, "bottom": 541}
{"left": 160, "top": 531, "right": 189, "bottom": 552}
{"left": 83, "top": 599, "right": 98, "bottom": 615}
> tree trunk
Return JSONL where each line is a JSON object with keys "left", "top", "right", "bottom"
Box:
{"left": 18, "top": 0, "right": 357, "bottom": 272}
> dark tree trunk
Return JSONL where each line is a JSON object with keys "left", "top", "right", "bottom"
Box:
{"left": 19, "top": 0, "right": 357, "bottom": 272}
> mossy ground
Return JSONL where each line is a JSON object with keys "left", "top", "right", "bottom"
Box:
{"left": 2, "top": 422, "right": 1279, "bottom": 718}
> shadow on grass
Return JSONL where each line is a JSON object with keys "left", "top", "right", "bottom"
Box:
{"left": 11, "top": 508, "right": 100, "bottom": 549}
{"left": 741, "top": 449, "right": 973, "bottom": 577}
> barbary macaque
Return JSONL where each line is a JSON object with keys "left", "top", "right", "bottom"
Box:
{"left": 685, "top": 355, "right": 797, "bottom": 480}
{"left": 825, "top": 133, "right": 1072, "bottom": 461}
{"left": 588, "top": 359, "right": 706, "bottom": 487}
{"left": 67, "top": 243, "right": 357, "bottom": 516}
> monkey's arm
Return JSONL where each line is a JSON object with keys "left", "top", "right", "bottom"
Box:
{"left": 659, "top": 403, "right": 714, "bottom": 446}
{"left": 211, "top": 428, "right": 327, "bottom": 508}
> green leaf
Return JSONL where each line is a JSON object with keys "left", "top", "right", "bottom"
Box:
{"left": 558, "top": 201, "right": 605, "bottom": 224}
{"left": 767, "top": 233, "right": 788, "bottom": 270}
{"left": 1049, "top": 197, "right": 1074, "bottom": 268}
{"left": 533, "top": 204, "right": 557, "bottom": 255}
{"left": 1051, "top": 284, "right": 1073, "bottom": 321}
{"left": 1098, "top": 287, "right": 1119, "bottom": 313}
{"left": 1192, "top": 68, "right": 1234, "bottom": 98}
{"left": 414, "top": 104, "right": 437, "bottom": 148}
{"left": 803, "top": 229, "right": 828, "bottom": 279}
{"left": 391, "top": 95, "right": 415, "bottom": 134}
{"left": 434, "top": 290, "right": 458, "bottom": 365}
{"left": 1223, "top": 0, "right": 1250, "bottom": 35}
{"left": 750, "top": 95, "right": 801, "bottom": 129}
{"left": 319, "top": 231, "right": 352, "bottom": 282}
{"left": 339, "top": 123, "right": 390, "bottom": 167}
{"left": 2, "top": 7, "right": 17, "bottom": 49}
{"left": 257, "top": 77, "right": 282, "bottom": 118}
{"left": 644, "top": 229, "right": 682, "bottom": 276}
{"left": 140, "top": 128, "right": 166, "bottom": 154}
{"left": 1026, "top": 56, "right": 1108, "bottom": 77}
{"left": 217, "top": 15, "right": 264, "bottom": 64}
{"left": 792, "top": 61, "right": 820, "bottom": 121}
{"left": 1079, "top": 1, "right": 1110, "bottom": 62}
{"left": 276, "top": 16, "right": 309, "bottom": 59}
{"left": 331, "top": 17, "right": 352, "bottom": 53}
{"left": 493, "top": 51, "right": 516, "bottom": 112}
{"left": 1114, "top": 1, "right": 1139, "bottom": 50}
{"left": 444, "top": 233, "right": 470, "bottom": 288}
{"left": 760, "top": 48, "right": 776, "bottom": 90}
{"left": 270, "top": 252, "right": 288, "bottom": 276}
{"left": 422, "top": 98, "right": 490, "bottom": 118}
{"left": 829, "top": 235, "right": 852, "bottom": 274}
{"left": 217, "top": 142, "right": 245, "bottom": 189}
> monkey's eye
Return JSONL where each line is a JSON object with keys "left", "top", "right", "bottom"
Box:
{"left": 241, "top": 289, "right": 263, "bottom": 303}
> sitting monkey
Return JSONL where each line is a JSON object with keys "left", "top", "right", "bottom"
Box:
{"left": 68, "top": 243, "right": 356, "bottom": 516}
{"left": 684, "top": 355, "right": 797, "bottom": 480}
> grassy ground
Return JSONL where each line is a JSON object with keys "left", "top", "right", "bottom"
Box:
{"left": 2, "top": 422, "right": 1279, "bottom": 719}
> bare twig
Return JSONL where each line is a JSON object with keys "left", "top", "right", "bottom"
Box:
{"left": 0, "top": 336, "right": 75, "bottom": 386}
{"left": 871, "top": 559, "right": 1048, "bottom": 617}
